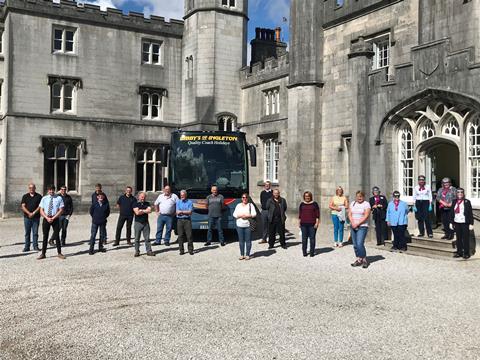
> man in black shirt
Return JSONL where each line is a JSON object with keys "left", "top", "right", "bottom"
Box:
{"left": 50, "top": 186, "right": 73, "bottom": 246}
{"left": 115, "top": 186, "right": 136, "bottom": 246}
{"left": 369, "top": 186, "right": 388, "bottom": 246}
{"left": 266, "top": 189, "right": 288, "bottom": 249}
{"left": 91, "top": 183, "right": 109, "bottom": 244}
{"left": 133, "top": 192, "right": 155, "bottom": 257}
{"left": 20, "top": 183, "right": 42, "bottom": 252}
{"left": 259, "top": 181, "right": 273, "bottom": 244}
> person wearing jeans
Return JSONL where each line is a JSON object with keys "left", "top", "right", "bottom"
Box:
{"left": 348, "top": 191, "right": 371, "bottom": 268}
{"left": 206, "top": 186, "right": 225, "bottom": 246}
{"left": 133, "top": 192, "right": 155, "bottom": 257}
{"left": 299, "top": 191, "right": 320, "bottom": 257}
{"left": 154, "top": 185, "right": 179, "bottom": 246}
{"left": 88, "top": 192, "right": 110, "bottom": 255}
{"left": 52, "top": 186, "right": 73, "bottom": 246}
{"left": 386, "top": 191, "right": 409, "bottom": 252}
{"left": 21, "top": 183, "right": 42, "bottom": 252}
{"left": 233, "top": 193, "right": 257, "bottom": 260}
{"left": 329, "top": 186, "right": 348, "bottom": 247}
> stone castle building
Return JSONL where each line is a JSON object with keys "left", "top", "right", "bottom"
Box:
{"left": 1, "top": 0, "right": 479, "bottom": 219}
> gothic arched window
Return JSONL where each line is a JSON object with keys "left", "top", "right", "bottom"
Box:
{"left": 399, "top": 125, "right": 414, "bottom": 197}
{"left": 442, "top": 118, "right": 460, "bottom": 137}
{"left": 218, "top": 115, "right": 236, "bottom": 132}
{"left": 420, "top": 121, "right": 435, "bottom": 141}
{"left": 468, "top": 116, "right": 480, "bottom": 198}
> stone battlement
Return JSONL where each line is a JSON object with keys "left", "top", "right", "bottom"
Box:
{"left": 240, "top": 52, "right": 289, "bottom": 88}
{"left": 1, "top": 0, "right": 184, "bottom": 37}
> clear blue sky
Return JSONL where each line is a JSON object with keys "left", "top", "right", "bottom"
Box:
{"left": 90, "top": 0, "right": 290, "bottom": 43}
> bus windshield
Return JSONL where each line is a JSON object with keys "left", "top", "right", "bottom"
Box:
{"left": 169, "top": 132, "right": 248, "bottom": 197}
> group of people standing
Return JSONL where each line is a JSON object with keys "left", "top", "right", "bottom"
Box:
{"left": 20, "top": 175, "right": 475, "bottom": 262}
{"left": 327, "top": 176, "right": 475, "bottom": 262}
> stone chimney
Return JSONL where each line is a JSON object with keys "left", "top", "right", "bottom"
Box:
{"left": 250, "top": 27, "right": 288, "bottom": 66}
{"left": 275, "top": 27, "right": 281, "bottom": 42}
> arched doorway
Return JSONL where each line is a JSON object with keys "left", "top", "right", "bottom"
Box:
{"left": 384, "top": 94, "right": 480, "bottom": 203}
{"left": 419, "top": 140, "right": 460, "bottom": 192}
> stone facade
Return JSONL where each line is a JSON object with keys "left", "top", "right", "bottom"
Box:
{"left": 1, "top": 0, "right": 480, "bottom": 222}
{"left": 243, "top": 0, "right": 480, "bottom": 223}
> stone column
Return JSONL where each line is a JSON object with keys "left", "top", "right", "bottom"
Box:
{"left": 347, "top": 38, "right": 374, "bottom": 194}
{"left": 286, "top": 85, "right": 322, "bottom": 208}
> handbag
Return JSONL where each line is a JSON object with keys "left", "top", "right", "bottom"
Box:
{"left": 248, "top": 203, "right": 257, "bottom": 232}
{"left": 337, "top": 206, "right": 346, "bottom": 222}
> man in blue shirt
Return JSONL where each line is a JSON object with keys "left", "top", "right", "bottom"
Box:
{"left": 176, "top": 190, "right": 194, "bottom": 255}
{"left": 38, "top": 185, "right": 65, "bottom": 260}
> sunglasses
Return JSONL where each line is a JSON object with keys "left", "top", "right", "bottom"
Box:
{"left": 242, "top": 196, "right": 248, "bottom": 199}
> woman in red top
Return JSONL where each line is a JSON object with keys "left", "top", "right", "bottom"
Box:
{"left": 298, "top": 191, "right": 320, "bottom": 257}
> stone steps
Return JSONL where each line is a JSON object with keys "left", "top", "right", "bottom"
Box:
{"left": 384, "top": 240, "right": 457, "bottom": 258}
{"left": 409, "top": 235, "right": 455, "bottom": 250}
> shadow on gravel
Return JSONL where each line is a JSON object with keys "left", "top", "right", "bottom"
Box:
{"left": 153, "top": 247, "right": 179, "bottom": 255}
{"left": 63, "top": 239, "right": 91, "bottom": 247}
{"left": 286, "top": 241, "right": 301, "bottom": 248}
{"left": 253, "top": 249, "right": 276, "bottom": 257}
{"left": 194, "top": 245, "right": 220, "bottom": 254}
{"left": 0, "top": 252, "right": 36, "bottom": 259}
{"left": 68, "top": 249, "right": 93, "bottom": 257}
{"left": 315, "top": 247, "right": 334, "bottom": 255}
{"left": 1, "top": 242, "right": 25, "bottom": 248}
{"left": 109, "top": 245, "right": 133, "bottom": 251}
{"left": 367, "top": 255, "right": 386, "bottom": 264}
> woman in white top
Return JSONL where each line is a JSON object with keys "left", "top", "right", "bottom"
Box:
{"left": 233, "top": 193, "right": 257, "bottom": 260}
{"left": 348, "top": 191, "right": 371, "bottom": 268}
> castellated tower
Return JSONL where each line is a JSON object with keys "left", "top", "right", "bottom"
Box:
{"left": 182, "top": 0, "right": 248, "bottom": 129}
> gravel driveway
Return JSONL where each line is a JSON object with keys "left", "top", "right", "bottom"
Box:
{"left": 1, "top": 214, "right": 479, "bottom": 360}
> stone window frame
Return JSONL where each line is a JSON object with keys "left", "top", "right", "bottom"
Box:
{"left": 467, "top": 115, "right": 480, "bottom": 199}
{"left": 134, "top": 144, "right": 167, "bottom": 193}
{"left": 263, "top": 136, "right": 279, "bottom": 184}
{"left": 221, "top": 0, "right": 236, "bottom": 8}
{"left": 398, "top": 124, "right": 414, "bottom": 198}
{"left": 263, "top": 87, "right": 280, "bottom": 117}
{"left": 52, "top": 26, "right": 77, "bottom": 55}
{"left": 0, "top": 80, "right": 3, "bottom": 114}
{"left": 48, "top": 76, "right": 82, "bottom": 115}
{"left": 142, "top": 39, "right": 163, "bottom": 66}
{"left": 139, "top": 86, "right": 167, "bottom": 121}
{"left": 185, "top": 55, "right": 194, "bottom": 80}
{"left": 0, "top": 27, "right": 4, "bottom": 55}
{"left": 366, "top": 31, "right": 392, "bottom": 81}
{"left": 217, "top": 113, "right": 237, "bottom": 131}
{"left": 42, "top": 137, "right": 84, "bottom": 194}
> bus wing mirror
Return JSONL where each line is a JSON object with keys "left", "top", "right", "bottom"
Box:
{"left": 160, "top": 145, "right": 170, "bottom": 167}
{"left": 248, "top": 145, "right": 257, "bottom": 167}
